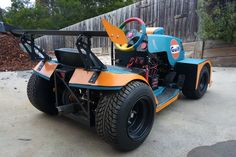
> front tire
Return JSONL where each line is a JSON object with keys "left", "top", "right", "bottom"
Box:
{"left": 27, "top": 73, "right": 58, "bottom": 115}
{"left": 95, "top": 81, "right": 155, "bottom": 151}
{"left": 182, "top": 66, "right": 210, "bottom": 99}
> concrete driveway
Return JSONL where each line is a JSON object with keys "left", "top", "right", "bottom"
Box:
{"left": 0, "top": 67, "right": 235, "bottom": 157}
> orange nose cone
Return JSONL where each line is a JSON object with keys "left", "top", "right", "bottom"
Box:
{"left": 101, "top": 19, "right": 128, "bottom": 45}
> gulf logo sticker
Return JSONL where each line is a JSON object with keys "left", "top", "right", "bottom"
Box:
{"left": 170, "top": 39, "right": 180, "bottom": 59}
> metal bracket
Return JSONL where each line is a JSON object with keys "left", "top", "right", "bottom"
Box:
{"left": 20, "top": 34, "right": 51, "bottom": 61}
{"left": 76, "top": 35, "right": 107, "bottom": 71}
{"left": 89, "top": 71, "right": 100, "bottom": 83}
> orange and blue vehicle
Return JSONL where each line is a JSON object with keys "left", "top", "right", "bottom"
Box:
{"left": 1, "top": 17, "right": 212, "bottom": 151}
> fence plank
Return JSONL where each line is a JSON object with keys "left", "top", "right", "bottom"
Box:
{"left": 36, "top": 0, "right": 199, "bottom": 53}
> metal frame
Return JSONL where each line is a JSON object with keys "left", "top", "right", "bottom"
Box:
{"left": 75, "top": 34, "right": 107, "bottom": 70}
{"left": 1, "top": 22, "right": 116, "bottom": 126}
{"left": 20, "top": 34, "right": 51, "bottom": 60}
{"left": 111, "top": 42, "right": 114, "bottom": 65}
{"left": 53, "top": 69, "right": 93, "bottom": 126}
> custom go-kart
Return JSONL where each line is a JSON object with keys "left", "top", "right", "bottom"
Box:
{"left": 1, "top": 17, "right": 212, "bottom": 151}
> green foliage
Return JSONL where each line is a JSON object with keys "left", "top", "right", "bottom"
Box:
{"left": 0, "top": 8, "right": 5, "bottom": 21}
{"left": 4, "top": 5, "right": 55, "bottom": 29}
{"left": 2, "top": 0, "right": 134, "bottom": 29}
{"left": 198, "top": 0, "right": 236, "bottom": 42}
{"left": 10, "top": 0, "right": 30, "bottom": 11}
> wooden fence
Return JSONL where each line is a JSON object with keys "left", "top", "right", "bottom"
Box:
{"left": 36, "top": 0, "right": 199, "bottom": 53}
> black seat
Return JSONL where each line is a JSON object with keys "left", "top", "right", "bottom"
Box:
{"left": 55, "top": 48, "right": 84, "bottom": 67}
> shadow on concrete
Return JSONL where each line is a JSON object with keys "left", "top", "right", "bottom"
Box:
{"left": 187, "top": 140, "right": 236, "bottom": 157}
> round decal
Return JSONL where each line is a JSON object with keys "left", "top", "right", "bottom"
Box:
{"left": 170, "top": 39, "right": 180, "bottom": 59}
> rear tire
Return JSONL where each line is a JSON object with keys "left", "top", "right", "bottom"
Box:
{"left": 182, "top": 66, "right": 209, "bottom": 99}
{"left": 95, "top": 81, "right": 155, "bottom": 151}
{"left": 27, "top": 73, "right": 58, "bottom": 115}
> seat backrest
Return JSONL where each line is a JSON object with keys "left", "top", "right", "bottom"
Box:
{"left": 55, "top": 48, "right": 84, "bottom": 67}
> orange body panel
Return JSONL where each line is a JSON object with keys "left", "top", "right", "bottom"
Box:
{"left": 146, "top": 27, "right": 164, "bottom": 34}
{"left": 69, "top": 68, "right": 149, "bottom": 87}
{"left": 154, "top": 97, "right": 159, "bottom": 105}
{"left": 195, "top": 60, "right": 212, "bottom": 89}
{"left": 33, "top": 61, "right": 58, "bottom": 78}
{"left": 146, "top": 27, "right": 157, "bottom": 34}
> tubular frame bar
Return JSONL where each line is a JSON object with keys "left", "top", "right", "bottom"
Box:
{"left": 54, "top": 71, "right": 89, "bottom": 117}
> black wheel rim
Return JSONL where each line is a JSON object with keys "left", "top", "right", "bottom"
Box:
{"left": 127, "top": 97, "right": 153, "bottom": 141}
{"left": 199, "top": 73, "right": 207, "bottom": 92}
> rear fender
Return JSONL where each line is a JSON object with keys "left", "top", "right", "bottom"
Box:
{"left": 33, "top": 61, "right": 58, "bottom": 80}
{"left": 69, "top": 68, "right": 149, "bottom": 90}
{"left": 69, "top": 68, "right": 159, "bottom": 104}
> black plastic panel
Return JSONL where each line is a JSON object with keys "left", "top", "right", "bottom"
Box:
{"left": 55, "top": 48, "right": 84, "bottom": 67}
{"left": 175, "top": 62, "right": 197, "bottom": 90}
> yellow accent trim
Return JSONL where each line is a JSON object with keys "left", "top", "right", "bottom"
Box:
{"left": 195, "top": 60, "right": 212, "bottom": 89}
{"left": 115, "top": 43, "right": 135, "bottom": 52}
{"left": 121, "top": 43, "right": 128, "bottom": 48}
{"left": 155, "top": 94, "right": 179, "bottom": 113}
